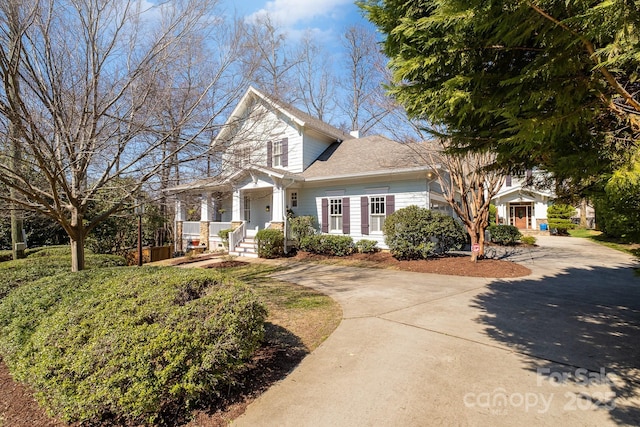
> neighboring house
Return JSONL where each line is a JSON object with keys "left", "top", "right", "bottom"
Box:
{"left": 492, "top": 170, "right": 555, "bottom": 231}
{"left": 167, "top": 87, "right": 449, "bottom": 256}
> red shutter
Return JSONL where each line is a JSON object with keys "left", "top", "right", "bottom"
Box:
{"left": 342, "top": 197, "right": 350, "bottom": 234}
{"left": 267, "top": 141, "right": 273, "bottom": 167}
{"left": 281, "top": 137, "right": 288, "bottom": 167}
{"left": 506, "top": 175, "right": 512, "bottom": 187}
{"left": 361, "top": 196, "right": 369, "bottom": 235}
{"left": 386, "top": 195, "right": 395, "bottom": 216}
{"left": 321, "top": 198, "right": 328, "bottom": 233}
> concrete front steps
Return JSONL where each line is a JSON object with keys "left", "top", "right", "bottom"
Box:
{"left": 229, "top": 238, "right": 258, "bottom": 258}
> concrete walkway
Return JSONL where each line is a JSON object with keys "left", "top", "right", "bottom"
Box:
{"left": 233, "top": 236, "right": 640, "bottom": 426}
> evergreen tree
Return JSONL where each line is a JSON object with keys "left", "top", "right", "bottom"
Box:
{"left": 359, "top": 0, "right": 640, "bottom": 186}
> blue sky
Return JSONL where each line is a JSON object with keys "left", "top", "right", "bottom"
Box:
{"left": 222, "top": 0, "right": 374, "bottom": 46}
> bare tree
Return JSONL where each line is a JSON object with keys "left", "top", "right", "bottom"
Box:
{"left": 242, "top": 13, "right": 301, "bottom": 102}
{"left": 429, "top": 141, "right": 505, "bottom": 261}
{"left": 294, "top": 31, "right": 336, "bottom": 122}
{"left": 339, "top": 25, "right": 390, "bottom": 135}
{"left": 0, "top": 0, "right": 237, "bottom": 271}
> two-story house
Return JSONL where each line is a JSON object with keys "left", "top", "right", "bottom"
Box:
{"left": 168, "top": 86, "right": 450, "bottom": 256}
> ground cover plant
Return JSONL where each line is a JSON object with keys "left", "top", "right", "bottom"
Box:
{"left": 0, "top": 246, "right": 125, "bottom": 300}
{"left": 0, "top": 265, "right": 267, "bottom": 425}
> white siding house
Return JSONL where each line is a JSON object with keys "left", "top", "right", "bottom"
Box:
{"left": 492, "top": 170, "right": 555, "bottom": 231}
{"left": 167, "top": 86, "right": 446, "bottom": 255}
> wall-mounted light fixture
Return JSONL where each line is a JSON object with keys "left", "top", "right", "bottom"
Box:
{"left": 265, "top": 205, "right": 270, "bottom": 213}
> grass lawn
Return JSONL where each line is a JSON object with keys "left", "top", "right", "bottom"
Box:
{"left": 568, "top": 228, "right": 640, "bottom": 258}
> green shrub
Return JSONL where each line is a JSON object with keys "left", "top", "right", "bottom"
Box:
{"left": 356, "top": 239, "right": 379, "bottom": 254}
{"left": 0, "top": 267, "right": 266, "bottom": 425}
{"left": 289, "top": 216, "right": 317, "bottom": 241}
{"left": 488, "top": 224, "right": 522, "bottom": 245}
{"left": 299, "top": 234, "right": 355, "bottom": 256}
{"left": 256, "top": 228, "right": 284, "bottom": 258}
{"left": 382, "top": 205, "right": 466, "bottom": 260}
{"left": 548, "top": 203, "right": 577, "bottom": 234}
{"left": 521, "top": 235, "right": 537, "bottom": 245}
{"left": 218, "top": 228, "right": 232, "bottom": 248}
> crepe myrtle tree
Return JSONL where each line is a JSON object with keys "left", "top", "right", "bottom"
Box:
{"left": 0, "top": 0, "right": 247, "bottom": 271}
{"left": 428, "top": 141, "right": 505, "bottom": 262}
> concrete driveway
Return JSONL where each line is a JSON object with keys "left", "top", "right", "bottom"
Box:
{"left": 233, "top": 236, "right": 640, "bottom": 426}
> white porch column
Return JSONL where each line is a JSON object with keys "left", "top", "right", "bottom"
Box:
{"left": 232, "top": 188, "right": 242, "bottom": 222}
{"left": 175, "top": 199, "right": 186, "bottom": 222}
{"left": 199, "top": 193, "right": 212, "bottom": 249}
{"left": 175, "top": 199, "right": 187, "bottom": 252}
{"left": 200, "top": 193, "right": 213, "bottom": 222}
{"left": 272, "top": 182, "right": 285, "bottom": 223}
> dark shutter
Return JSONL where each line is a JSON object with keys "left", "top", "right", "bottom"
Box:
{"left": 281, "top": 137, "right": 288, "bottom": 168}
{"left": 342, "top": 197, "right": 350, "bottom": 234}
{"left": 267, "top": 141, "right": 273, "bottom": 167}
{"left": 506, "top": 175, "right": 512, "bottom": 187}
{"left": 360, "top": 196, "right": 369, "bottom": 235}
{"left": 386, "top": 195, "right": 395, "bottom": 216}
{"left": 321, "top": 198, "right": 328, "bottom": 233}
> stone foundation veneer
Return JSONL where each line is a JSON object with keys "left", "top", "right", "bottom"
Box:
{"left": 231, "top": 221, "right": 243, "bottom": 230}
{"left": 199, "top": 221, "right": 209, "bottom": 248}
{"left": 176, "top": 221, "right": 184, "bottom": 252}
{"left": 268, "top": 222, "right": 284, "bottom": 231}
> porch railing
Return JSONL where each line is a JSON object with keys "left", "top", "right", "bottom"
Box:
{"left": 182, "top": 221, "right": 200, "bottom": 236}
{"left": 210, "top": 222, "right": 233, "bottom": 237}
{"left": 228, "top": 222, "right": 245, "bottom": 253}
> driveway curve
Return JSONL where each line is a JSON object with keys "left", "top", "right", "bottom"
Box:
{"left": 233, "top": 236, "right": 640, "bottom": 426}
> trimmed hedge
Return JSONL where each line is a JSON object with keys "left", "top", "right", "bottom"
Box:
{"left": 256, "top": 228, "right": 284, "bottom": 258}
{"left": 383, "top": 205, "right": 466, "bottom": 260}
{"left": 547, "top": 203, "right": 576, "bottom": 234}
{"left": 299, "top": 234, "right": 355, "bottom": 256}
{"left": 0, "top": 267, "right": 266, "bottom": 425}
{"left": 488, "top": 224, "right": 522, "bottom": 245}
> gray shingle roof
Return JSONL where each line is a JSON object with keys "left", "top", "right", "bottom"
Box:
{"left": 302, "top": 135, "right": 437, "bottom": 179}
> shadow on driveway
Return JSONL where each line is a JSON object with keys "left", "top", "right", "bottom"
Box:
{"left": 473, "top": 265, "right": 640, "bottom": 425}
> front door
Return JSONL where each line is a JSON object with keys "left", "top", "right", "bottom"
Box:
{"left": 514, "top": 206, "right": 528, "bottom": 229}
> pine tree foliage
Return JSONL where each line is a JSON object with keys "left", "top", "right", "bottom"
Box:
{"left": 360, "top": 0, "right": 640, "bottom": 183}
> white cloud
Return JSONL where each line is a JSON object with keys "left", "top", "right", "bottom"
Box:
{"left": 247, "top": 0, "right": 353, "bottom": 27}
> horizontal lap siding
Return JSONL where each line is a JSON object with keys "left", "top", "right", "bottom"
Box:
{"left": 295, "top": 180, "right": 432, "bottom": 249}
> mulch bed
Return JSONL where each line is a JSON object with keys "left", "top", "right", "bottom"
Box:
{"left": 293, "top": 250, "right": 532, "bottom": 278}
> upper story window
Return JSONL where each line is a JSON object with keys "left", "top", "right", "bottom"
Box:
{"left": 273, "top": 140, "right": 283, "bottom": 167}
{"left": 268, "top": 138, "right": 288, "bottom": 168}
{"left": 233, "top": 146, "right": 250, "bottom": 168}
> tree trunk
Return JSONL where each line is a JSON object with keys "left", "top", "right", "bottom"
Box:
{"left": 469, "top": 229, "right": 479, "bottom": 262}
{"left": 70, "top": 209, "right": 86, "bottom": 272}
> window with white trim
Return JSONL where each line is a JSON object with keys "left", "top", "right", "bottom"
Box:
{"left": 290, "top": 192, "right": 298, "bottom": 207}
{"left": 329, "top": 198, "right": 342, "bottom": 231}
{"left": 273, "top": 140, "right": 283, "bottom": 167}
{"left": 370, "top": 196, "right": 386, "bottom": 232}
{"left": 243, "top": 195, "right": 251, "bottom": 222}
